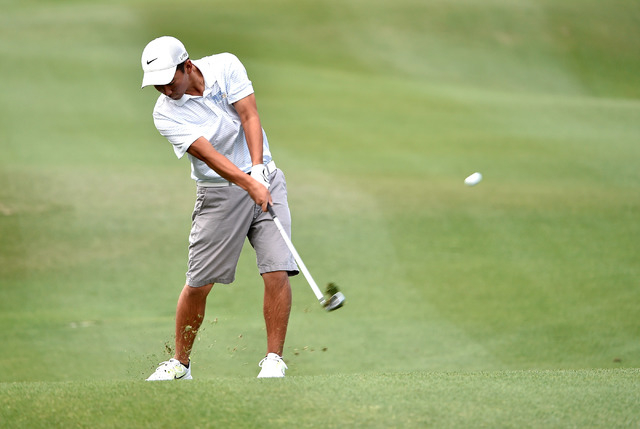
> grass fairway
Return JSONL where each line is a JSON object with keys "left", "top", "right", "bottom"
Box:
{"left": 2, "top": 370, "right": 639, "bottom": 428}
{"left": 1, "top": 0, "right": 639, "bottom": 427}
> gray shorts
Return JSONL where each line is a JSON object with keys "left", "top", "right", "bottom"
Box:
{"left": 186, "top": 168, "right": 299, "bottom": 287}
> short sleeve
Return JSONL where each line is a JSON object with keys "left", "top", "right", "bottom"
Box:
{"left": 153, "top": 108, "right": 202, "bottom": 159}
{"left": 220, "top": 53, "right": 254, "bottom": 104}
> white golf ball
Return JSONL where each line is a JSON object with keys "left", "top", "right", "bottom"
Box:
{"left": 464, "top": 172, "right": 482, "bottom": 186}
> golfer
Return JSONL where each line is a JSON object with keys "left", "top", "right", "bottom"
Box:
{"left": 141, "top": 36, "right": 298, "bottom": 380}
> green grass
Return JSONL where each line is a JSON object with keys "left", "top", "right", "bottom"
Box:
{"left": 2, "top": 370, "right": 639, "bottom": 428}
{"left": 1, "top": 0, "right": 639, "bottom": 426}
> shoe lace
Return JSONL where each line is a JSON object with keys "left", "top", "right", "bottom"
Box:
{"left": 156, "top": 359, "right": 186, "bottom": 372}
{"left": 258, "top": 355, "right": 287, "bottom": 370}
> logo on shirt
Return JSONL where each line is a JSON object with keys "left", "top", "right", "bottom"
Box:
{"left": 211, "top": 90, "right": 227, "bottom": 104}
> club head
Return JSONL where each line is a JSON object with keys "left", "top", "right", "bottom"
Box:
{"left": 324, "top": 291, "right": 345, "bottom": 311}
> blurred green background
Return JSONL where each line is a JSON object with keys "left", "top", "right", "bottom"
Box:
{"left": 1, "top": 0, "right": 639, "bottom": 382}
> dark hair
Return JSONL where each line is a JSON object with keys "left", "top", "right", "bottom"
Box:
{"left": 176, "top": 59, "right": 188, "bottom": 72}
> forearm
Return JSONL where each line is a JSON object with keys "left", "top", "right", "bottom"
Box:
{"left": 187, "top": 137, "right": 254, "bottom": 190}
{"left": 233, "top": 94, "right": 264, "bottom": 166}
{"left": 244, "top": 115, "right": 264, "bottom": 166}
{"left": 187, "top": 136, "right": 271, "bottom": 211}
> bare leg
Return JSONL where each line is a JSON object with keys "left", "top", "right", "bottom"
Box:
{"left": 174, "top": 283, "right": 214, "bottom": 365}
{"left": 262, "top": 271, "right": 292, "bottom": 356}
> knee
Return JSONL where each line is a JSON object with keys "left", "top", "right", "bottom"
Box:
{"left": 181, "top": 283, "right": 213, "bottom": 299}
{"left": 262, "top": 271, "right": 290, "bottom": 289}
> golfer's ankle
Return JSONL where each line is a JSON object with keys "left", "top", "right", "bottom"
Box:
{"left": 174, "top": 355, "right": 190, "bottom": 367}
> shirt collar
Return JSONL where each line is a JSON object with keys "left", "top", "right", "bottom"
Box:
{"left": 193, "top": 58, "right": 218, "bottom": 97}
{"left": 165, "top": 59, "right": 215, "bottom": 106}
{"left": 171, "top": 93, "right": 197, "bottom": 107}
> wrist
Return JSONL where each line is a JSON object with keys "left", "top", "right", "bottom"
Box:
{"left": 250, "top": 164, "right": 270, "bottom": 190}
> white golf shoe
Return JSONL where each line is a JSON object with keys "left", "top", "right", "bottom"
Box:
{"left": 146, "top": 358, "right": 192, "bottom": 381}
{"left": 257, "top": 353, "right": 288, "bottom": 378}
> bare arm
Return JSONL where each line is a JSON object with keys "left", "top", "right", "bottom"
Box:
{"left": 233, "top": 93, "right": 264, "bottom": 167}
{"left": 186, "top": 137, "right": 272, "bottom": 211}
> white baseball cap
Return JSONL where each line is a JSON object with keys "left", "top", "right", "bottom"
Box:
{"left": 140, "top": 36, "right": 189, "bottom": 88}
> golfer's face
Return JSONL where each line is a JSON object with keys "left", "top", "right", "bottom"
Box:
{"left": 154, "top": 68, "right": 188, "bottom": 100}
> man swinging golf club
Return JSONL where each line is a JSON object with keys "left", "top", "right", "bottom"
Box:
{"left": 141, "top": 36, "right": 298, "bottom": 380}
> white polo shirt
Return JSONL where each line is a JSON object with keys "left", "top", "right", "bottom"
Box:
{"left": 152, "top": 53, "right": 272, "bottom": 185}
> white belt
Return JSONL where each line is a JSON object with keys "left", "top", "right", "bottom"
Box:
{"left": 198, "top": 160, "right": 277, "bottom": 188}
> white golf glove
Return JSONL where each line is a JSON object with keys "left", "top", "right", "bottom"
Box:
{"left": 250, "top": 164, "right": 270, "bottom": 190}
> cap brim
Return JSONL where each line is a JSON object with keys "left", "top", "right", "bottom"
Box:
{"left": 141, "top": 66, "right": 177, "bottom": 88}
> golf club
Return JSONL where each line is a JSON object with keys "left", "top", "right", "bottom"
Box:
{"left": 267, "top": 203, "right": 345, "bottom": 311}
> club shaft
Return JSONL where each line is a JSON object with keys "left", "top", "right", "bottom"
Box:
{"left": 268, "top": 205, "right": 325, "bottom": 303}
